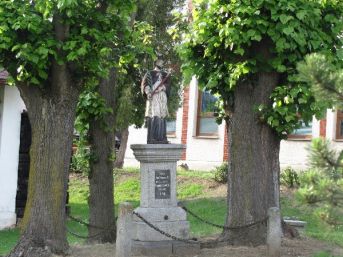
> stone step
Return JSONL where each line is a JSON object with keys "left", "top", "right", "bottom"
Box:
{"left": 132, "top": 240, "right": 200, "bottom": 257}
{"left": 284, "top": 219, "right": 307, "bottom": 227}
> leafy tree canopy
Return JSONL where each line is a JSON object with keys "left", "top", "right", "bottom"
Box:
{"left": 175, "top": 0, "right": 343, "bottom": 138}
{"left": 0, "top": 0, "right": 134, "bottom": 87}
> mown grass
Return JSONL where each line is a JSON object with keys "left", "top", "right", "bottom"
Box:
{"left": 313, "top": 251, "right": 343, "bottom": 257}
{"left": 1, "top": 169, "right": 342, "bottom": 256}
{"left": 0, "top": 228, "right": 19, "bottom": 256}
{"left": 281, "top": 196, "right": 343, "bottom": 248}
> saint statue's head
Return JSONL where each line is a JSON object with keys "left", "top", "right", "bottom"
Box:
{"left": 154, "top": 58, "right": 164, "bottom": 70}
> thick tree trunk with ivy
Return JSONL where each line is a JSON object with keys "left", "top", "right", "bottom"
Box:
{"left": 88, "top": 70, "right": 117, "bottom": 243}
{"left": 114, "top": 127, "right": 129, "bottom": 169}
{"left": 8, "top": 68, "right": 79, "bottom": 257}
{"left": 223, "top": 57, "right": 281, "bottom": 245}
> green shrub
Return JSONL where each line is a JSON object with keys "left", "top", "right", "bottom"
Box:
{"left": 281, "top": 167, "right": 300, "bottom": 188}
{"left": 213, "top": 163, "right": 228, "bottom": 184}
{"left": 297, "top": 138, "right": 343, "bottom": 226}
{"left": 70, "top": 144, "right": 90, "bottom": 174}
{"left": 296, "top": 185, "right": 321, "bottom": 204}
{"left": 297, "top": 170, "right": 331, "bottom": 204}
{"left": 298, "top": 169, "right": 324, "bottom": 186}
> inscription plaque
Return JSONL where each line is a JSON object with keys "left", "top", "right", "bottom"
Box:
{"left": 155, "top": 170, "right": 171, "bottom": 199}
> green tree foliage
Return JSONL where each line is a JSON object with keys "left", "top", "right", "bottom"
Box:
{"left": 115, "top": 0, "right": 185, "bottom": 129}
{"left": 174, "top": 0, "right": 342, "bottom": 244}
{"left": 74, "top": 20, "right": 153, "bottom": 136}
{"left": 298, "top": 53, "right": 343, "bottom": 110}
{"left": 74, "top": 0, "right": 184, "bottom": 137}
{"left": 0, "top": 0, "right": 130, "bottom": 87}
{"left": 297, "top": 138, "right": 343, "bottom": 225}
{"left": 0, "top": 0, "right": 135, "bottom": 255}
{"left": 176, "top": 0, "right": 342, "bottom": 137}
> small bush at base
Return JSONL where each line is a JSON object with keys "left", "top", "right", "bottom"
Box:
{"left": 213, "top": 163, "right": 228, "bottom": 184}
{"left": 281, "top": 167, "right": 300, "bottom": 188}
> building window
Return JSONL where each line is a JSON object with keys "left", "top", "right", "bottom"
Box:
{"left": 196, "top": 91, "right": 218, "bottom": 136}
{"left": 336, "top": 110, "right": 343, "bottom": 140}
{"left": 166, "top": 119, "right": 176, "bottom": 136}
{"left": 288, "top": 121, "right": 312, "bottom": 140}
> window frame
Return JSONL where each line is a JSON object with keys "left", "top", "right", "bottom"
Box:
{"left": 196, "top": 90, "right": 219, "bottom": 137}
{"left": 288, "top": 120, "right": 313, "bottom": 141}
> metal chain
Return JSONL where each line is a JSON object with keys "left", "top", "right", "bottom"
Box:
{"left": 66, "top": 227, "right": 106, "bottom": 239}
{"left": 180, "top": 205, "right": 268, "bottom": 230}
{"left": 133, "top": 211, "right": 199, "bottom": 244}
{"left": 67, "top": 213, "right": 116, "bottom": 231}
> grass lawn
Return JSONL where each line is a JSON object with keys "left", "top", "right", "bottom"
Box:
{"left": 0, "top": 168, "right": 342, "bottom": 256}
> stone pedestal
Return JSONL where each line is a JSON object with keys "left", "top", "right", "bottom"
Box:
{"left": 131, "top": 144, "right": 197, "bottom": 256}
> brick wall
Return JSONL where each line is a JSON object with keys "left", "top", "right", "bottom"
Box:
{"left": 181, "top": 87, "right": 190, "bottom": 160}
{"left": 223, "top": 124, "right": 229, "bottom": 161}
{"left": 320, "top": 119, "right": 327, "bottom": 138}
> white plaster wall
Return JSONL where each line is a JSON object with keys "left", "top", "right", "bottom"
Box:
{"left": 0, "top": 86, "right": 26, "bottom": 229}
{"left": 326, "top": 109, "right": 336, "bottom": 140}
{"left": 327, "top": 109, "right": 343, "bottom": 152}
{"left": 280, "top": 117, "right": 320, "bottom": 170}
{"left": 279, "top": 140, "right": 311, "bottom": 170}
{"left": 124, "top": 112, "right": 183, "bottom": 168}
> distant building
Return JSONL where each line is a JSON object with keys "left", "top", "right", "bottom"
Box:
{"left": 0, "top": 70, "right": 27, "bottom": 230}
{"left": 125, "top": 77, "right": 343, "bottom": 170}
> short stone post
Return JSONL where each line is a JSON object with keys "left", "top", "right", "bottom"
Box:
{"left": 115, "top": 202, "right": 134, "bottom": 257}
{"left": 267, "top": 207, "right": 281, "bottom": 257}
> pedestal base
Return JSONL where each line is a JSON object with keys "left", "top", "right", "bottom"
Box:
{"left": 133, "top": 207, "right": 189, "bottom": 241}
{"left": 130, "top": 144, "right": 195, "bottom": 256}
{"left": 131, "top": 240, "right": 200, "bottom": 257}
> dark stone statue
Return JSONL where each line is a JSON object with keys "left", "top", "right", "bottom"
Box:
{"left": 141, "top": 59, "right": 171, "bottom": 144}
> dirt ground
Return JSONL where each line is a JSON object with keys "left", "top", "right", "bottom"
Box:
{"left": 61, "top": 237, "right": 343, "bottom": 257}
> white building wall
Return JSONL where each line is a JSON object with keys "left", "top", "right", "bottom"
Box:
{"left": 279, "top": 140, "right": 311, "bottom": 170}
{"left": 124, "top": 110, "right": 183, "bottom": 167}
{"left": 0, "top": 86, "right": 26, "bottom": 229}
{"left": 181, "top": 77, "right": 225, "bottom": 170}
{"left": 124, "top": 82, "right": 343, "bottom": 172}
{"left": 279, "top": 117, "right": 320, "bottom": 170}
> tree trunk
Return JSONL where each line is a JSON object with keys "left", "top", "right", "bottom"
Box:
{"left": 8, "top": 88, "right": 78, "bottom": 257}
{"left": 222, "top": 72, "right": 281, "bottom": 245}
{"left": 88, "top": 70, "right": 116, "bottom": 243}
{"left": 222, "top": 40, "right": 281, "bottom": 245}
{"left": 114, "top": 127, "right": 129, "bottom": 169}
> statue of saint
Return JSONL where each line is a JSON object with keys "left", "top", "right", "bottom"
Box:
{"left": 141, "top": 59, "right": 171, "bottom": 144}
